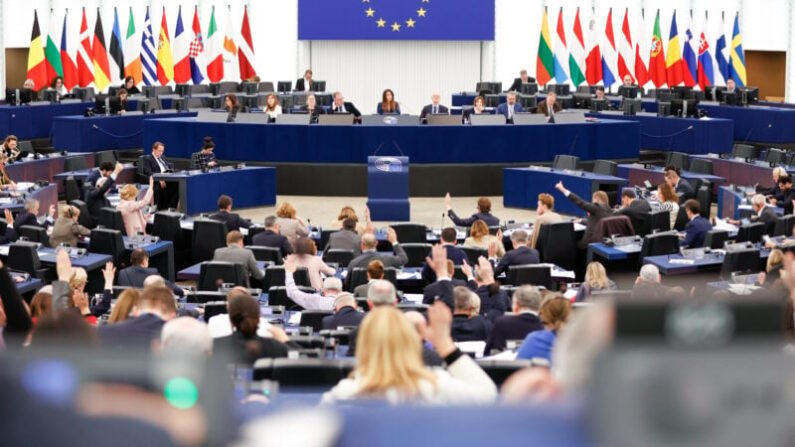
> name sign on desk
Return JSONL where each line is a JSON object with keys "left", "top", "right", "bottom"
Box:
{"left": 374, "top": 157, "right": 404, "bottom": 173}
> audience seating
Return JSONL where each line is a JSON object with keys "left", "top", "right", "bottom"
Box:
{"left": 592, "top": 160, "right": 618, "bottom": 176}
{"left": 696, "top": 184, "right": 712, "bottom": 219}
{"left": 253, "top": 358, "right": 355, "bottom": 384}
{"left": 736, "top": 222, "right": 766, "bottom": 244}
{"left": 639, "top": 232, "right": 680, "bottom": 262}
{"left": 704, "top": 230, "right": 730, "bottom": 249}
{"left": 773, "top": 215, "right": 795, "bottom": 237}
{"left": 321, "top": 249, "right": 355, "bottom": 267}
{"left": 673, "top": 207, "right": 688, "bottom": 231}
{"left": 299, "top": 310, "right": 334, "bottom": 332}
{"left": 190, "top": 291, "right": 227, "bottom": 304}
{"left": 318, "top": 329, "right": 353, "bottom": 345}
{"left": 400, "top": 243, "right": 432, "bottom": 268}
{"left": 536, "top": 222, "right": 577, "bottom": 270}
{"left": 318, "top": 230, "right": 336, "bottom": 250}
{"left": 64, "top": 176, "right": 82, "bottom": 202}
{"left": 592, "top": 215, "right": 634, "bottom": 240}
{"left": 664, "top": 152, "right": 688, "bottom": 170}
{"left": 720, "top": 248, "right": 762, "bottom": 280}
{"left": 688, "top": 158, "right": 713, "bottom": 175}
{"left": 8, "top": 242, "right": 49, "bottom": 280}
{"left": 99, "top": 207, "right": 126, "bottom": 233}
{"left": 391, "top": 224, "right": 428, "bottom": 243}
{"left": 266, "top": 285, "right": 314, "bottom": 309}
{"left": 552, "top": 155, "right": 579, "bottom": 170}
{"left": 95, "top": 150, "right": 118, "bottom": 166}
{"left": 731, "top": 144, "right": 759, "bottom": 160}
{"left": 461, "top": 246, "right": 488, "bottom": 266}
{"left": 476, "top": 360, "right": 533, "bottom": 386}
{"left": 766, "top": 148, "right": 787, "bottom": 165}
{"left": 18, "top": 225, "right": 49, "bottom": 247}
{"left": 203, "top": 301, "right": 228, "bottom": 321}
{"left": 288, "top": 335, "right": 326, "bottom": 349}
{"left": 263, "top": 266, "right": 311, "bottom": 290}
{"left": 63, "top": 156, "right": 88, "bottom": 173}
{"left": 69, "top": 200, "right": 94, "bottom": 230}
{"left": 192, "top": 219, "right": 228, "bottom": 263}
{"left": 246, "top": 246, "right": 283, "bottom": 265}
{"left": 348, "top": 267, "right": 398, "bottom": 292}
{"left": 197, "top": 261, "right": 248, "bottom": 291}
{"left": 506, "top": 264, "right": 553, "bottom": 289}
{"left": 647, "top": 210, "right": 671, "bottom": 235}
{"left": 89, "top": 228, "right": 126, "bottom": 266}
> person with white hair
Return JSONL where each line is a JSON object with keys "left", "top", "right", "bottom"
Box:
{"left": 161, "top": 317, "right": 213, "bottom": 356}
{"left": 758, "top": 166, "right": 787, "bottom": 198}
{"left": 13, "top": 198, "right": 55, "bottom": 232}
{"left": 728, "top": 194, "right": 777, "bottom": 227}
{"left": 321, "top": 292, "right": 364, "bottom": 330}
{"left": 284, "top": 255, "right": 343, "bottom": 311}
{"left": 451, "top": 286, "right": 491, "bottom": 342}
{"left": 143, "top": 275, "right": 166, "bottom": 289}
{"left": 632, "top": 264, "right": 668, "bottom": 299}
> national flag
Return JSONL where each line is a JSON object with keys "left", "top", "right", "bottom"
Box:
{"left": 696, "top": 12, "right": 715, "bottom": 90}
{"left": 552, "top": 8, "right": 569, "bottom": 84}
{"left": 238, "top": 6, "right": 257, "bottom": 81}
{"left": 91, "top": 8, "right": 112, "bottom": 92}
{"left": 535, "top": 7, "right": 554, "bottom": 86}
{"left": 617, "top": 8, "right": 634, "bottom": 83}
{"left": 45, "top": 9, "right": 64, "bottom": 83}
{"left": 77, "top": 8, "right": 94, "bottom": 88}
{"left": 728, "top": 13, "right": 747, "bottom": 87}
{"left": 60, "top": 11, "right": 78, "bottom": 91}
{"left": 223, "top": 8, "right": 239, "bottom": 81}
{"left": 601, "top": 9, "right": 617, "bottom": 87}
{"left": 156, "top": 8, "right": 174, "bottom": 86}
{"left": 648, "top": 10, "right": 667, "bottom": 88}
{"left": 682, "top": 15, "right": 698, "bottom": 87}
{"left": 189, "top": 6, "right": 206, "bottom": 85}
{"left": 109, "top": 7, "right": 125, "bottom": 82}
{"left": 124, "top": 6, "right": 142, "bottom": 85}
{"left": 665, "top": 11, "right": 684, "bottom": 87}
{"left": 634, "top": 9, "right": 649, "bottom": 87}
{"left": 26, "top": 10, "right": 48, "bottom": 90}
{"left": 569, "top": 8, "right": 586, "bottom": 87}
{"left": 141, "top": 7, "right": 157, "bottom": 86}
{"left": 585, "top": 11, "right": 603, "bottom": 85}
{"left": 173, "top": 6, "right": 191, "bottom": 84}
{"left": 206, "top": 6, "right": 224, "bottom": 83}
{"left": 714, "top": 14, "right": 729, "bottom": 85}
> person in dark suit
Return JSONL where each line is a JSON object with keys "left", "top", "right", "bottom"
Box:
{"left": 98, "top": 286, "right": 177, "bottom": 348}
{"left": 555, "top": 181, "right": 613, "bottom": 248}
{"left": 294, "top": 69, "right": 315, "bottom": 92}
{"left": 422, "top": 227, "right": 468, "bottom": 283}
{"left": 325, "top": 218, "right": 362, "bottom": 255}
{"left": 330, "top": 91, "right": 361, "bottom": 119}
{"left": 321, "top": 293, "right": 365, "bottom": 330}
{"left": 494, "top": 230, "right": 540, "bottom": 277}
{"left": 423, "top": 252, "right": 476, "bottom": 308}
{"left": 209, "top": 194, "right": 251, "bottom": 232}
{"left": 345, "top": 230, "right": 407, "bottom": 290}
{"left": 84, "top": 162, "right": 123, "bottom": 226}
{"left": 445, "top": 193, "right": 500, "bottom": 227}
{"left": 252, "top": 215, "right": 293, "bottom": 257}
{"left": 508, "top": 69, "right": 536, "bottom": 92}
{"left": 224, "top": 94, "right": 243, "bottom": 122}
{"left": 680, "top": 199, "right": 712, "bottom": 248}
{"left": 614, "top": 189, "right": 652, "bottom": 234}
{"left": 139, "top": 141, "right": 178, "bottom": 210}
{"left": 419, "top": 93, "right": 450, "bottom": 121}
{"left": 773, "top": 175, "right": 795, "bottom": 215}
{"left": 756, "top": 167, "right": 786, "bottom": 198}
{"left": 537, "top": 92, "right": 562, "bottom": 119}
{"left": 451, "top": 286, "right": 492, "bottom": 342}
{"left": 299, "top": 93, "right": 326, "bottom": 123}
{"left": 663, "top": 166, "right": 695, "bottom": 202}
{"left": 472, "top": 257, "right": 511, "bottom": 322}
{"left": 495, "top": 92, "right": 524, "bottom": 122}
{"left": 212, "top": 231, "right": 264, "bottom": 287}
{"left": 729, "top": 194, "right": 778, "bottom": 227}
{"left": 117, "top": 249, "right": 185, "bottom": 296}
{"left": 483, "top": 285, "right": 544, "bottom": 355}
{"left": 85, "top": 161, "right": 115, "bottom": 186}
{"left": 13, "top": 198, "right": 55, "bottom": 232}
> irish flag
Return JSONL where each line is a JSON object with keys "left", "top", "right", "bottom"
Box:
{"left": 124, "top": 7, "right": 142, "bottom": 85}
{"left": 536, "top": 7, "right": 554, "bottom": 86}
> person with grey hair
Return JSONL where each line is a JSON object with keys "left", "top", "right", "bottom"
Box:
{"left": 483, "top": 285, "right": 545, "bottom": 355}
{"left": 345, "top": 279, "right": 400, "bottom": 358}
{"left": 143, "top": 274, "right": 166, "bottom": 289}
{"left": 494, "top": 229, "right": 540, "bottom": 277}
{"left": 12, "top": 198, "right": 56, "bottom": 232}
{"left": 451, "top": 286, "right": 492, "bottom": 342}
{"left": 632, "top": 264, "right": 668, "bottom": 299}
{"left": 284, "top": 254, "right": 342, "bottom": 311}
{"left": 728, "top": 194, "right": 777, "bottom": 226}
{"left": 251, "top": 215, "right": 293, "bottom": 257}
{"left": 321, "top": 292, "right": 364, "bottom": 330}
{"left": 496, "top": 91, "right": 524, "bottom": 121}
{"left": 160, "top": 317, "right": 213, "bottom": 356}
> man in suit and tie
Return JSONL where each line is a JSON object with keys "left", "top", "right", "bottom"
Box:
{"left": 212, "top": 231, "right": 265, "bottom": 287}
{"left": 728, "top": 194, "right": 778, "bottom": 227}
{"left": 537, "top": 92, "right": 562, "bottom": 120}
{"left": 508, "top": 69, "right": 536, "bottom": 92}
{"left": 140, "top": 141, "right": 179, "bottom": 210}
{"left": 494, "top": 230, "right": 540, "bottom": 277}
{"left": 84, "top": 161, "right": 124, "bottom": 226}
{"left": 483, "top": 285, "right": 544, "bottom": 355}
{"left": 329, "top": 91, "right": 362, "bottom": 119}
{"left": 420, "top": 93, "right": 450, "bottom": 121}
{"left": 98, "top": 286, "right": 177, "bottom": 348}
{"left": 210, "top": 195, "right": 251, "bottom": 233}
{"left": 321, "top": 293, "right": 364, "bottom": 330}
{"left": 13, "top": 199, "right": 55, "bottom": 232}
{"left": 117, "top": 249, "right": 185, "bottom": 296}
{"left": 680, "top": 199, "right": 712, "bottom": 248}
{"left": 421, "top": 227, "right": 468, "bottom": 283}
{"left": 345, "top": 229, "right": 407, "bottom": 290}
{"left": 445, "top": 193, "right": 500, "bottom": 227}
{"left": 530, "top": 193, "right": 563, "bottom": 249}
{"left": 663, "top": 166, "right": 695, "bottom": 202}
{"left": 252, "top": 215, "right": 293, "bottom": 258}
{"left": 325, "top": 218, "right": 362, "bottom": 256}
{"left": 496, "top": 92, "right": 524, "bottom": 122}
{"left": 614, "top": 189, "right": 652, "bottom": 235}
{"left": 555, "top": 181, "right": 614, "bottom": 248}
{"left": 423, "top": 246, "right": 476, "bottom": 309}
{"left": 451, "top": 286, "right": 492, "bottom": 342}
{"left": 294, "top": 69, "right": 314, "bottom": 92}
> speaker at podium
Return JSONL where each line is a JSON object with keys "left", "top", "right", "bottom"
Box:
{"left": 367, "top": 153, "right": 410, "bottom": 222}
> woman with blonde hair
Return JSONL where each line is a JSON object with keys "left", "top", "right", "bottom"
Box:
{"left": 107, "top": 289, "right": 141, "bottom": 324}
{"left": 275, "top": 201, "right": 308, "bottom": 248}
{"left": 516, "top": 295, "right": 572, "bottom": 364}
{"left": 50, "top": 205, "right": 91, "bottom": 247}
{"left": 762, "top": 248, "right": 785, "bottom": 287}
{"left": 322, "top": 302, "right": 498, "bottom": 404}
{"left": 463, "top": 219, "right": 505, "bottom": 257}
{"left": 0, "top": 153, "right": 16, "bottom": 189}
{"left": 116, "top": 176, "right": 154, "bottom": 236}
{"left": 575, "top": 261, "right": 616, "bottom": 301}
{"left": 329, "top": 206, "right": 372, "bottom": 234}
{"left": 657, "top": 182, "right": 680, "bottom": 230}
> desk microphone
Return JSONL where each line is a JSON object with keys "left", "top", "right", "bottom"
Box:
{"left": 441, "top": 212, "right": 446, "bottom": 230}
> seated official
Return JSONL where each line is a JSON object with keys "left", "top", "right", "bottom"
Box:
{"left": 575, "top": 262, "right": 617, "bottom": 302}
{"left": 464, "top": 220, "right": 505, "bottom": 258}
{"left": 294, "top": 68, "right": 315, "bottom": 92}
{"left": 353, "top": 259, "right": 384, "bottom": 298}
{"left": 0, "top": 154, "right": 16, "bottom": 190}
{"left": 322, "top": 293, "right": 364, "bottom": 330}
{"left": 757, "top": 167, "right": 786, "bottom": 198}
{"left": 657, "top": 183, "right": 681, "bottom": 230}
{"left": 451, "top": 287, "right": 492, "bottom": 342}
{"left": 212, "top": 231, "right": 264, "bottom": 287}
{"left": 328, "top": 206, "right": 372, "bottom": 234}
{"left": 50, "top": 76, "right": 68, "bottom": 99}
{"left": 252, "top": 215, "right": 293, "bottom": 257}
{"left": 123, "top": 76, "right": 141, "bottom": 95}
{"left": 472, "top": 257, "right": 511, "bottom": 322}
{"left": 508, "top": 69, "right": 536, "bottom": 92}
{"left": 462, "top": 95, "right": 487, "bottom": 124}
{"left": 329, "top": 91, "right": 362, "bottom": 118}
{"left": 293, "top": 238, "right": 336, "bottom": 290}
{"left": 496, "top": 92, "right": 524, "bottom": 121}
{"left": 663, "top": 166, "right": 695, "bottom": 202}
{"left": 2, "top": 135, "right": 20, "bottom": 161}
{"left": 420, "top": 93, "right": 449, "bottom": 120}
{"left": 377, "top": 88, "right": 401, "bottom": 115}
{"left": 116, "top": 88, "right": 128, "bottom": 113}
{"left": 632, "top": 264, "right": 668, "bottom": 299}
{"left": 421, "top": 227, "right": 468, "bottom": 284}
{"left": 116, "top": 177, "right": 154, "bottom": 236}
{"left": 594, "top": 86, "right": 607, "bottom": 101}
{"left": 264, "top": 94, "right": 282, "bottom": 120}
{"left": 483, "top": 285, "right": 544, "bottom": 355}
{"left": 98, "top": 286, "right": 177, "bottom": 349}
{"left": 345, "top": 230, "right": 407, "bottom": 290}
{"left": 85, "top": 161, "right": 115, "bottom": 186}
{"left": 210, "top": 194, "right": 251, "bottom": 233}
{"left": 50, "top": 205, "right": 90, "bottom": 247}
{"left": 275, "top": 201, "right": 309, "bottom": 249}
{"left": 284, "top": 255, "right": 343, "bottom": 311}
{"left": 191, "top": 136, "right": 218, "bottom": 170}
{"left": 515, "top": 295, "right": 571, "bottom": 364}
{"left": 140, "top": 141, "right": 178, "bottom": 210}
{"left": 326, "top": 219, "right": 363, "bottom": 255}
{"left": 555, "top": 181, "right": 613, "bottom": 248}
{"left": 445, "top": 193, "right": 500, "bottom": 227}
{"left": 494, "top": 230, "right": 540, "bottom": 277}
{"left": 530, "top": 193, "right": 563, "bottom": 248}
{"left": 537, "top": 92, "right": 562, "bottom": 120}
{"left": 680, "top": 199, "right": 712, "bottom": 248}
{"left": 225, "top": 94, "right": 243, "bottom": 122}
{"left": 300, "top": 94, "right": 326, "bottom": 123}
{"left": 13, "top": 198, "right": 55, "bottom": 232}
{"left": 728, "top": 194, "right": 777, "bottom": 226}
{"left": 614, "top": 189, "right": 651, "bottom": 233}
{"left": 117, "top": 249, "right": 184, "bottom": 297}
{"left": 772, "top": 175, "right": 795, "bottom": 215}
{"left": 85, "top": 162, "right": 123, "bottom": 226}
{"left": 726, "top": 78, "right": 737, "bottom": 95}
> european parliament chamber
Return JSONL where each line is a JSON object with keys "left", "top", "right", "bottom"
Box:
{"left": 2, "top": 0, "right": 794, "bottom": 445}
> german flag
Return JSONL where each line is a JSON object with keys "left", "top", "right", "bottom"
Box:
{"left": 26, "top": 10, "right": 48, "bottom": 90}
{"left": 92, "top": 8, "right": 112, "bottom": 91}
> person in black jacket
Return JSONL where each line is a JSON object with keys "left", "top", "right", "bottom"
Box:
{"left": 251, "top": 216, "right": 293, "bottom": 257}
{"left": 614, "top": 189, "right": 652, "bottom": 234}
{"left": 85, "top": 162, "right": 123, "bottom": 226}
{"left": 494, "top": 230, "right": 540, "bottom": 277}
{"left": 117, "top": 249, "right": 185, "bottom": 297}
{"left": 729, "top": 194, "right": 778, "bottom": 227}
{"left": 445, "top": 193, "right": 500, "bottom": 227}
{"left": 473, "top": 257, "right": 511, "bottom": 322}
{"left": 483, "top": 285, "right": 544, "bottom": 355}
{"left": 421, "top": 227, "right": 468, "bottom": 283}
{"left": 423, "top": 247, "right": 477, "bottom": 308}
{"left": 773, "top": 175, "right": 795, "bottom": 215}
{"left": 555, "top": 181, "right": 613, "bottom": 248}
{"left": 321, "top": 293, "right": 364, "bottom": 330}
{"left": 139, "top": 141, "right": 178, "bottom": 210}
{"left": 329, "top": 91, "right": 361, "bottom": 119}
{"left": 419, "top": 93, "right": 450, "bottom": 121}
{"left": 13, "top": 198, "right": 55, "bottom": 232}
{"left": 0, "top": 257, "right": 33, "bottom": 348}
{"left": 209, "top": 195, "right": 251, "bottom": 232}
{"left": 507, "top": 69, "right": 536, "bottom": 92}
{"left": 451, "top": 286, "right": 492, "bottom": 342}
{"left": 294, "top": 69, "right": 315, "bottom": 92}
{"left": 663, "top": 166, "right": 695, "bottom": 202}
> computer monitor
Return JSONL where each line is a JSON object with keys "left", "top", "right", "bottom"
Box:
{"left": 590, "top": 98, "right": 609, "bottom": 112}
{"left": 654, "top": 88, "right": 672, "bottom": 102}
{"left": 549, "top": 84, "right": 570, "bottom": 96}
{"left": 519, "top": 83, "right": 538, "bottom": 95}
{"left": 722, "top": 91, "right": 739, "bottom": 106}
{"left": 670, "top": 99, "right": 699, "bottom": 117}
{"left": 742, "top": 87, "right": 759, "bottom": 105}
{"left": 618, "top": 85, "right": 639, "bottom": 99}
{"left": 41, "top": 89, "right": 59, "bottom": 103}
{"left": 310, "top": 80, "right": 326, "bottom": 92}
{"left": 94, "top": 95, "right": 123, "bottom": 115}
{"left": 622, "top": 98, "right": 641, "bottom": 116}
{"left": 657, "top": 101, "right": 672, "bottom": 117}
{"left": 577, "top": 85, "right": 598, "bottom": 94}
{"left": 553, "top": 154, "right": 580, "bottom": 171}
{"left": 489, "top": 82, "right": 503, "bottom": 94}
{"left": 5, "top": 88, "right": 34, "bottom": 105}
{"left": 672, "top": 86, "right": 694, "bottom": 100}
{"left": 239, "top": 82, "right": 258, "bottom": 95}
{"left": 519, "top": 96, "right": 538, "bottom": 110}
{"left": 766, "top": 148, "right": 786, "bottom": 165}
{"left": 277, "top": 81, "right": 292, "bottom": 93}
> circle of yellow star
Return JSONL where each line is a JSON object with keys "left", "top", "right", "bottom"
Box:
{"left": 365, "top": 7, "right": 375, "bottom": 17}
{"left": 406, "top": 18, "right": 416, "bottom": 28}
{"left": 417, "top": 7, "right": 427, "bottom": 17}
{"left": 376, "top": 18, "right": 386, "bottom": 28}
{"left": 391, "top": 21, "right": 401, "bottom": 31}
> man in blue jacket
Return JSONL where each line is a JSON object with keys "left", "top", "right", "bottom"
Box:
{"left": 680, "top": 199, "right": 712, "bottom": 248}
{"left": 496, "top": 92, "right": 524, "bottom": 122}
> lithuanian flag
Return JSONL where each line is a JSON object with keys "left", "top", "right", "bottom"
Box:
{"left": 536, "top": 7, "right": 554, "bottom": 86}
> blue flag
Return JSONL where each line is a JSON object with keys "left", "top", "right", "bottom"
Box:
{"left": 298, "top": 0, "right": 495, "bottom": 40}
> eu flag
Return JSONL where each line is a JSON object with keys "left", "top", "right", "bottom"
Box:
{"left": 298, "top": 0, "right": 495, "bottom": 41}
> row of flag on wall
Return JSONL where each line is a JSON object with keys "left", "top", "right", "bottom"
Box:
{"left": 26, "top": 6, "right": 258, "bottom": 92}
{"left": 536, "top": 7, "right": 748, "bottom": 90}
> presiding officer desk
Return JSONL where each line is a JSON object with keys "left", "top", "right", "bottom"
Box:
{"left": 0, "top": 100, "right": 93, "bottom": 140}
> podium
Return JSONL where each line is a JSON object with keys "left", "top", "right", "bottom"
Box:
{"left": 367, "top": 156, "right": 410, "bottom": 221}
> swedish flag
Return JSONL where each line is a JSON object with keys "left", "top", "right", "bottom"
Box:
{"left": 728, "top": 13, "right": 747, "bottom": 88}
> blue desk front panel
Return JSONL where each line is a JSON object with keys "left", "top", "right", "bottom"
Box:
{"left": 52, "top": 112, "right": 197, "bottom": 152}
{"left": 156, "top": 167, "right": 276, "bottom": 215}
{"left": 698, "top": 103, "right": 795, "bottom": 144}
{"left": 0, "top": 101, "right": 92, "bottom": 140}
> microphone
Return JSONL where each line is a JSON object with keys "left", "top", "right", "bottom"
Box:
{"left": 441, "top": 212, "right": 446, "bottom": 230}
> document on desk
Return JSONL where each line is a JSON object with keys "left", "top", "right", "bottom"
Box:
{"left": 402, "top": 294, "right": 423, "bottom": 304}
{"left": 615, "top": 244, "right": 641, "bottom": 253}
{"left": 541, "top": 263, "right": 575, "bottom": 279}
{"left": 669, "top": 259, "right": 696, "bottom": 265}
{"left": 397, "top": 271, "right": 421, "bottom": 280}
{"left": 713, "top": 218, "right": 738, "bottom": 233}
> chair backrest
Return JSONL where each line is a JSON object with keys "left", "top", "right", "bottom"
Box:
{"left": 349, "top": 267, "right": 397, "bottom": 292}
{"left": 639, "top": 232, "right": 680, "bottom": 261}
{"left": 688, "top": 158, "right": 713, "bottom": 175}
{"left": 321, "top": 249, "right": 355, "bottom": 267}
{"left": 95, "top": 150, "right": 118, "bottom": 166}
{"left": 63, "top": 156, "right": 88, "bottom": 173}
{"left": 592, "top": 160, "right": 618, "bottom": 176}
{"left": 731, "top": 144, "right": 759, "bottom": 160}
{"left": 536, "top": 221, "right": 577, "bottom": 270}
{"left": 400, "top": 243, "right": 432, "bottom": 268}
{"left": 88, "top": 228, "right": 126, "bottom": 266}
{"left": 664, "top": 152, "right": 689, "bottom": 171}
{"left": 552, "top": 155, "right": 579, "bottom": 171}
{"left": 7, "top": 242, "right": 41, "bottom": 276}
{"left": 191, "top": 219, "right": 228, "bottom": 263}
{"left": 506, "top": 264, "right": 552, "bottom": 288}
{"left": 648, "top": 210, "right": 671, "bottom": 234}
{"left": 18, "top": 225, "right": 49, "bottom": 246}
{"left": 152, "top": 211, "right": 186, "bottom": 249}
{"left": 99, "top": 207, "right": 126, "bottom": 233}
{"left": 704, "top": 230, "right": 729, "bottom": 249}
{"left": 673, "top": 207, "right": 689, "bottom": 231}
{"left": 390, "top": 223, "right": 428, "bottom": 244}
{"left": 264, "top": 266, "right": 311, "bottom": 290}
{"left": 318, "top": 229, "right": 337, "bottom": 251}
{"left": 766, "top": 148, "right": 787, "bottom": 164}
{"left": 773, "top": 215, "right": 795, "bottom": 237}
{"left": 720, "top": 249, "right": 761, "bottom": 280}
{"left": 69, "top": 200, "right": 94, "bottom": 229}
{"left": 266, "top": 285, "right": 313, "bottom": 309}
{"left": 245, "top": 245, "right": 283, "bottom": 265}
{"left": 254, "top": 358, "right": 355, "bottom": 386}
{"left": 461, "top": 246, "right": 487, "bottom": 266}
{"left": 299, "top": 310, "right": 334, "bottom": 332}
{"left": 475, "top": 360, "right": 533, "bottom": 386}
{"left": 736, "top": 222, "right": 766, "bottom": 243}
{"left": 696, "top": 184, "right": 712, "bottom": 219}
{"left": 198, "top": 261, "right": 247, "bottom": 291}
{"left": 64, "top": 176, "right": 82, "bottom": 202}
{"left": 593, "top": 215, "right": 635, "bottom": 241}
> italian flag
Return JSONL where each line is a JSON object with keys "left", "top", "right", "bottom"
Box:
{"left": 205, "top": 6, "right": 223, "bottom": 83}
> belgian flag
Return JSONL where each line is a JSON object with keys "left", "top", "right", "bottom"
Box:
{"left": 26, "top": 10, "right": 48, "bottom": 90}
